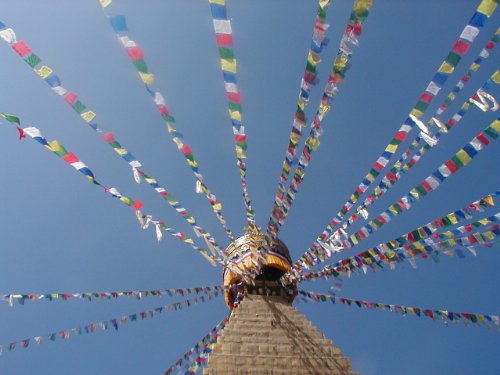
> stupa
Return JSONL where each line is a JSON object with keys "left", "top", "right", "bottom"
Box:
{"left": 204, "top": 233, "right": 357, "bottom": 375}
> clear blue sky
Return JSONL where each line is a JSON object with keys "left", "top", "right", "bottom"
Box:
{"left": 0, "top": 1, "right": 499, "bottom": 374}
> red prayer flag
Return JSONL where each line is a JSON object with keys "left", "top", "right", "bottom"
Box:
{"left": 444, "top": 160, "right": 459, "bottom": 173}
{"left": 64, "top": 92, "right": 78, "bottom": 105}
{"left": 12, "top": 41, "right": 32, "bottom": 57}
{"left": 419, "top": 92, "right": 434, "bottom": 103}
{"left": 421, "top": 180, "right": 433, "bottom": 192}
{"left": 158, "top": 105, "right": 169, "bottom": 115}
{"left": 476, "top": 133, "right": 490, "bottom": 146}
{"left": 132, "top": 199, "right": 144, "bottom": 211}
{"left": 452, "top": 39, "right": 470, "bottom": 54}
{"left": 127, "top": 46, "right": 144, "bottom": 61}
{"left": 63, "top": 152, "right": 79, "bottom": 164}
{"left": 216, "top": 33, "right": 233, "bottom": 47}
{"left": 226, "top": 91, "right": 241, "bottom": 103}
{"left": 394, "top": 131, "right": 408, "bottom": 142}
{"left": 102, "top": 132, "right": 116, "bottom": 142}
{"left": 17, "top": 127, "right": 26, "bottom": 140}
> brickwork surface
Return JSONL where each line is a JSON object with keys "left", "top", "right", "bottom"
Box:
{"left": 204, "top": 294, "right": 358, "bottom": 375}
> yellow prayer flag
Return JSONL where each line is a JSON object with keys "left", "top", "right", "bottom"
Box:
{"left": 319, "top": 101, "right": 331, "bottom": 114}
{"left": 319, "top": 0, "right": 331, "bottom": 9}
{"left": 385, "top": 144, "right": 398, "bottom": 154}
{"left": 437, "top": 61, "right": 455, "bottom": 74}
{"left": 483, "top": 231, "right": 495, "bottom": 240}
{"left": 187, "top": 159, "right": 198, "bottom": 168}
{"left": 229, "top": 110, "right": 242, "bottom": 122}
{"left": 478, "top": 0, "right": 497, "bottom": 17}
{"left": 389, "top": 206, "right": 399, "bottom": 215}
{"left": 307, "top": 51, "right": 321, "bottom": 65}
{"left": 80, "top": 111, "right": 96, "bottom": 123}
{"left": 220, "top": 58, "right": 237, "bottom": 73}
{"left": 115, "top": 148, "right": 128, "bottom": 156}
{"left": 138, "top": 72, "right": 154, "bottom": 84}
{"left": 235, "top": 146, "right": 246, "bottom": 159}
{"left": 334, "top": 54, "right": 348, "bottom": 70}
{"left": 47, "top": 140, "right": 64, "bottom": 154}
{"left": 366, "top": 173, "right": 376, "bottom": 183}
{"left": 120, "top": 197, "right": 132, "bottom": 206}
{"left": 213, "top": 203, "right": 222, "bottom": 211}
{"left": 449, "top": 213, "right": 458, "bottom": 224}
{"left": 209, "top": 0, "right": 225, "bottom": 5}
{"left": 350, "top": 235, "right": 358, "bottom": 245}
{"left": 99, "top": 0, "right": 112, "bottom": 7}
{"left": 290, "top": 132, "right": 301, "bottom": 143}
{"left": 470, "top": 63, "right": 480, "bottom": 72}
{"left": 166, "top": 124, "right": 177, "bottom": 133}
{"left": 35, "top": 65, "right": 53, "bottom": 79}
{"left": 409, "top": 189, "right": 419, "bottom": 199}
{"left": 491, "top": 70, "right": 500, "bottom": 84}
{"left": 456, "top": 149, "right": 472, "bottom": 165}
{"left": 410, "top": 108, "right": 423, "bottom": 118}
{"left": 483, "top": 195, "right": 494, "bottom": 207}
{"left": 306, "top": 137, "right": 320, "bottom": 150}
{"left": 489, "top": 119, "right": 500, "bottom": 132}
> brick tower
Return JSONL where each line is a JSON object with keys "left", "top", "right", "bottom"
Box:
{"left": 204, "top": 233, "right": 357, "bottom": 375}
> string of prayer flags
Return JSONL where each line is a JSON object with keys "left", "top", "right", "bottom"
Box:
{"left": 290, "top": 0, "right": 498, "bottom": 268}
{"left": 1, "top": 285, "right": 224, "bottom": 307}
{"left": 163, "top": 317, "right": 228, "bottom": 375}
{"left": 98, "top": 2, "right": 234, "bottom": 241}
{"left": 0, "top": 292, "right": 220, "bottom": 355}
{"left": 208, "top": 0, "right": 257, "bottom": 231}
{"left": 269, "top": 0, "right": 333, "bottom": 235}
{"left": 0, "top": 114, "right": 221, "bottom": 267}
{"left": 267, "top": 0, "right": 375, "bottom": 237}
{"left": 301, "top": 71, "right": 499, "bottom": 268}
{"left": 0, "top": 113, "right": 144, "bottom": 211}
{"left": 299, "top": 223, "right": 499, "bottom": 282}
{"left": 298, "top": 290, "right": 500, "bottom": 330}
{"left": 342, "top": 49, "right": 500, "bottom": 234}
{"left": 302, "top": 116, "right": 499, "bottom": 271}
{"left": 135, "top": 213, "right": 223, "bottom": 266}
{"left": 337, "top": 117, "right": 500, "bottom": 252}
{"left": 293, "top": 193, "right": 499, "bottom": 282}
{"left": 435, "top": 27, "right": 500, "bottom": 116}
{"left": 296, "top": 83, "right": 500, "bottom": 272}
{"left": 0, "top": 21, "right": 228, "bottom": 257}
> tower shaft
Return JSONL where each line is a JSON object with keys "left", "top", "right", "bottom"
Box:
{"left": 204, "top": 289, "right": 357, "bottom": 375}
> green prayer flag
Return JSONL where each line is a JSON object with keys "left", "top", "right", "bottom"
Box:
{"left": 445, "top": 52, "right": 461, "bottom": 67}
{"left": 133, "top": 60, "right": 148, "bottom": 73}
{"left": 218, "top": 47, "right": 234, "bottom": 60}
{"left": 0, "top": 113, "right": 20, "bottom": 125}
{"left": 24, "top": 53, "right": 41, "bottom": 68}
